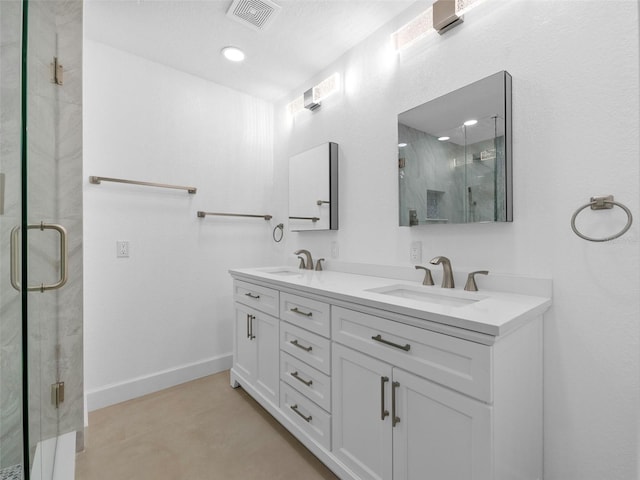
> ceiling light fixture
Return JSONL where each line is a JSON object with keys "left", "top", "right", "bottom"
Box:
{"left": 221, "top": 46, "right": 245, "bottom": 62}
{"left": 398, "top": 143, "right": 408, "bottom": 148}
{"left": 438, "top": 136, "right": 450, "bottom": 141}
{"left": 464, "top": 119, "right": 478, "bottom": 126}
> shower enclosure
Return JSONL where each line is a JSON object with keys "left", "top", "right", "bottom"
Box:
{"left": 1, "top": 0, "right": 83, "bottom": 478}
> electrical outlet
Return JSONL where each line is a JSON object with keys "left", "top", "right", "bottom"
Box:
{"left": 409, "top": 241, "right": 422, "bottom": 263}
{"left": 331, "top": 241, "right": 339, "bottom": 259}
{"left": 116, "top": 240, "right": 129, "bottom": 258}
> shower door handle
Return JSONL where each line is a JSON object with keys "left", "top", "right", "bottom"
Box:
{"left": 10, "top": 222, "right": 69, "bottom": 292}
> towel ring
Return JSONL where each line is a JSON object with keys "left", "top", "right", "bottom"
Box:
{"left": 571, "top": 195, "right": 633, "bottom": 242}
{"left": 272, "top": 223, "right": 284, "bottom": 243}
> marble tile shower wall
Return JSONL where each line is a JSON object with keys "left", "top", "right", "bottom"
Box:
{"left": 25, "top": 0, "right": 84, "bottom": 456}
{"left": 0, "top": 0, "right": 26, "bottom": 469}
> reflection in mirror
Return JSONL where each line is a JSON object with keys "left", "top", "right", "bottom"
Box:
{"left": 289, "top": 142, "right": 338, "bottom": 231}
{"left": 398, "top": 71, "right": 512, "bottom": 225}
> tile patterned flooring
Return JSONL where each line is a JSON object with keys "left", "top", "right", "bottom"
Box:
{"left": 75, "top": 371, "right": 339, "bottom": 480}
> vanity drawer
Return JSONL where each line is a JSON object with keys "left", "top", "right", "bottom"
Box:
{"left": 281, "top": 351, "right": 331, "bottom": 412}
{"left": 280, "top": 321, "right": 331, "bottom": 375}
{"left": 280, "top": 381, "right": 331, "bottom": 450}
{"left": 280, "top": 293, "right": 330, "bottom": 338}
{"left": 331, "top": 306, "right": 492, "bottom": 402}
{"left": 234, "top": 280, "right": 279, "bottom": 317}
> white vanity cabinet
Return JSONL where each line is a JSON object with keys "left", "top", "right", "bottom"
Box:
{"left": 232, "top": 281, "right": 280, "bottom": 407}
{"left": 229, "top": 268, "right": 548, "bottom": 480}
{"left": 332, "top": 341, "right": 491, "bottom": 480}
{"left": 279, "top": 292, "right": 333, "bottom": 450}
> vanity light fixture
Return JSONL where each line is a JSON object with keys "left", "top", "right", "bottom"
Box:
{"left": 432, "top": 0, "right": 464, "bottom": 34}
{"left": 221, "top": 46, "right": 245, "bottom": 62}
{"left": 392, "top": 0, "right": 487, "bottom": 51}
{"left": 287, "top": 73, "right": 340, "bottom": 115}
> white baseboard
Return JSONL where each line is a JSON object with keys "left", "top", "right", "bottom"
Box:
{"left": 86, "top": 353, "right": 233, "bottom": 412}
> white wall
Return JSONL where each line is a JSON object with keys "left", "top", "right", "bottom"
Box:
{"left": 83, "top": 41, "right": 284, "bottom": 409}
{"left": 273, "top": 2, "right": 639, "bottom": 479}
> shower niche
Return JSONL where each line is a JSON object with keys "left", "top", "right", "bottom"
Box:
{"left": 398, "top": 71, "right": 512, "bottom": 226}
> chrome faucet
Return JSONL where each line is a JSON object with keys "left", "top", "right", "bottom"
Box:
{"left": 294, "top": 249, "right": 314, "bottom": 270}
{"left": 429, "top": 256, "right": 454, "bottom": 288}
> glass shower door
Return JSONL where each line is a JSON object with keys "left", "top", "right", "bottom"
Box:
{"left": 0, "top": 0, "right": 27, "bottom": 477}
{"left": 0, "top": 0, "right": 82, "bottom": 478}
{"left": 23, "top": 0, "right": 83, "bottom": 478}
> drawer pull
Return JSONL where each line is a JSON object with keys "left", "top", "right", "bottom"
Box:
{"left": 290, "top": 339, "right": 313, "bottom": 352}
{"left": 245, "top": 292, "right": 260, "bottom": 299}
{"left": 290, "top": 404, "right": 312, "bottom": 423}
{"left": 380, "top": 376, "right": 389, "bottom": 420}
{"left": 392, "top": 381, "right": 400, "bottom": 427}
{"left": 291, "top": 371, "right": 313, "bottom": 387}
{"left": 290, "top": 307, "right": 313, "bottom": 317}
{"left": 372, "top": 334, "right": 411, "bottom": 352}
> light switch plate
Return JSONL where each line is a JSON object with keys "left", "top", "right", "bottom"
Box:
{"left": 409, "top": 241, "right": 422, "bottom": 263}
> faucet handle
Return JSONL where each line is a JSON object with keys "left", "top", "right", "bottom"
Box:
{"left": 297, "top": 256, "right": 306, "bottom": 269}
{"left": 315, "top": 258, "right": 325, "bottom": 271}
{"left": 415, "top": 266, "right": 434, "bottom": 286}
{"left": 464, "top": 270, "right": 489, "bottom": 292}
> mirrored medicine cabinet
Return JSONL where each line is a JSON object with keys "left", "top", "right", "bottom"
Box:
{"left": 398, "top": 71, "right": 512, "bottom": 226}
{"left": 289, "top": 142, "right": 338, "bottom": 231}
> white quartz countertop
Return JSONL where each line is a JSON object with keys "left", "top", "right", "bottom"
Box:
{"left": 229, "top": 267, "right": 552, "bottom": 338}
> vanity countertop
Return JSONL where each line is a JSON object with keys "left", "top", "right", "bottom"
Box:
{"left": 229, "top": 267, "right": 551, "bottom": 340}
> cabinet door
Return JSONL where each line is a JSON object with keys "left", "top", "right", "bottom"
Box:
{"left": 392, "top": 368, "right": 492, "bottom": 480}
{"left": 254, "top": 312, "right": 279, "bottom": 405}
{"left": 332, "top": 344, "right": 393, "bottom": 480}
{"left": 234, "top": 304, "right": 256, "bottom": 381}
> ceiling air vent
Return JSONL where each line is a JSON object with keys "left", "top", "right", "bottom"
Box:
{"left": 226, "top": 0, "right": 281, "bottom": 32}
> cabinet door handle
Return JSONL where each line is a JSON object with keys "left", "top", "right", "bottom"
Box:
{"left": 249, "top": 315, "right": 255, "bottom": 340}
{"left": 392, "top": 381, "right": 400, "bottom": 427}
{"left": 371, "top": 334, "right": 411, "bottom": 352}
{"left": 290, "top": 339, "right": 312, "bottom": 352}
{"left": 291, "top": 371, "right": 313, "bottom": 387}
{"left": 246, "top": 314, "right": 251, "bottom": 339}
{"left": 290, "top": 404, "right": 312, "bottom": 423}
{"left": 380, "top": 376, "right": 389, "bottom": 420}
{"left": 245, "top": 292, "right": 260, "bottom": 299}
{"left": 290, "top": 307, "right": 312, "bottom": 317}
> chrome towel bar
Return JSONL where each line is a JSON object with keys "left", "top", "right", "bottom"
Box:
{"left": 197, "top": 211, "right": 272, "bottom": 220}
{"left": 571, "top": 195, "right": 633, "bottom": 242}
{"left": 89, "top": 176, "right": 197, "bottom": 194}
{"left": 289, "top": 216, "right": 319, "bottom": 222}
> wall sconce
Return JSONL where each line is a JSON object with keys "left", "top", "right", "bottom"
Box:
{"left": 287, "top": 73, "right": 340, "bottom": 115}
{"left": 392, "top": 0, "right": 487, "bottom": 51}
{"left": 432, "top": 0, "right": 463, "bottom": 34}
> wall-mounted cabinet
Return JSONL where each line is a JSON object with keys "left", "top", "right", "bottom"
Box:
{"left": 289, "top": 142, "right": 338, "bottom": 231}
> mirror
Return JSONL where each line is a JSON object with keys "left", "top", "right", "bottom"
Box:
{"left": 398, "top": 71, "right": 512, "bottom": 225}
{"left": 289, "top": 142, "right": 338, "bottom": 231}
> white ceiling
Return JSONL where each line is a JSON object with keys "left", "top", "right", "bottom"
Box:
{"left": 84, "top": 0, "right": 419, "bottom": 102}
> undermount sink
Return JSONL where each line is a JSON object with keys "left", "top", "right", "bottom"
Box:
{"left": 366, "top": 284, "right": 485, "bottom": 308}
{"left": 258, "top": 267, "right": 303, "bottom": 276}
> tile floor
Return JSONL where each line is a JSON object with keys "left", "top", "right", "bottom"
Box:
{"left": 75, "top": 371, "right": 339, "bottom": 480}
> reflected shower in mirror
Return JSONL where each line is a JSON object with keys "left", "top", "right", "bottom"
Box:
{"left": 398, "top": 71, "right": 512, "bottom": 226}
{"left": 289, "top": 142, "right": 338, "bottom": 231}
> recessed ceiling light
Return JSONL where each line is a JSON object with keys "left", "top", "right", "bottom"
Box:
{"left": 438, "top": 136, "right": 450, "bottom": 141}
{"left": 463, "top": 119, "right": 478, "bottom": 126}
{"left": 221, "top": 46, "right": 245, "bottom": 62}
{"left": 398, "top": 143, "right": 408, "bottom": 148}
